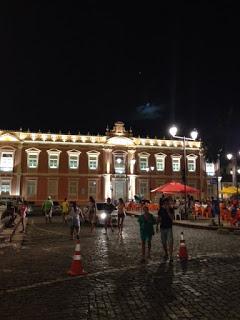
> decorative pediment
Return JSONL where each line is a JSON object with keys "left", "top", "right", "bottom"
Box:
{"left": 0, "top": 133, "right": 19, "bottom": 142}
{"left": 107, "top": 136, "right": 134, "bottom": 146}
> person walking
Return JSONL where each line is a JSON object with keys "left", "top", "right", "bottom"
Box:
{"left": 117, "top": 198, "right": 126, "bottom": 236}
{"left": 19, "top": 201, "right": 28, "bottom": 233}
{"left": 156, "top": 197, "right": 174, "bottom": 262}
{"left": 88, "top": 196, "right": 96, "bottom": 233}
{"left": 138, "top": 205, "right": 156, "bottom": 262}
{"left": 103, "top": 197, "right": 115, "bottom": 235}
{"left": 42, "top": 196, "right": 54, "bottom": 223}
{"left": 61, "top": 198, "right": 69, "bottom": 223}
{"left": 69, "top": 201, "right": 83, "bottom": 240}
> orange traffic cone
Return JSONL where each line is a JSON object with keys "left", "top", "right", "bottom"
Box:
{"left": 178, "top": 232, "right": 188, "bottom": 260}
{"left": 67, "top": 239, "right": 87, "bottom": 276}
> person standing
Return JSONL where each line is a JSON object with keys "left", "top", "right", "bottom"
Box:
{"left": 88, "top": 196, "right": 96, "bottom": 233}
{"left": 19, "top": 201, "right": 28, "bottom": 233}
{"left": 42, "top": 196, "right": 54, "bottom": 223}
{"left": 156, "top": 198, "right": 174, "bottom": 262}
{"left": 103, "top": 197, "right": 115, "bottom": 235}
{"left": 61, "top": 198, "right": 69, "bottom": 223}
{"left": 138, "top": 205, "right": 156, "bottom": 262}
{"left": 117, "top": 198, "right": 126, "bottom": 236}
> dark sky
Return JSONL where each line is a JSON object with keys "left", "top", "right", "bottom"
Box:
{"left": 1, "top": 2, "right": 240, "bottom": 154}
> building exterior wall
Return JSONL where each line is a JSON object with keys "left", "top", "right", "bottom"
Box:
{"left": 0, "top": 122, "right": 207, "bottom": 205}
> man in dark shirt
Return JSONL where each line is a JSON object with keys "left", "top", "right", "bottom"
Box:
{"left": 103, "top": 198, "right": 115, "bottom": 234}
{"left": 156, "top": 197, "right": 174, "bottom": 262}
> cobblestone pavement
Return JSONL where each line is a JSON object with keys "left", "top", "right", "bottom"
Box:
{"left": 1, "top": 215, "right": 240, "bottom": 319}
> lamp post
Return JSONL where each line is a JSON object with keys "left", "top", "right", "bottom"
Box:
{"left": 146, "top": 166, "right": 155, "bottom": 201}
{"left": 226, "top": 152, "right": 240, "bottom": 199}
{"left": 169, "top": 125, "right": 198, "bottom": 217}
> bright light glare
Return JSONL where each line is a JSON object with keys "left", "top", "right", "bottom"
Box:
{"left": 190, "top": 129, "right": 198, "bottom": 140}
{"left": 116, "top": 158, "right": 122, "bottom": 164}
{"left": 100, "top": 212, "right": 107, "bottom": 220}
{"left": 237, "top": 169, "right": 240, "bottom": 174}
{"left": 169, "top": 125, "right": 178, "bottom": 137}
{"left": 150, "top": 166, "right": 155, "bottom": 171}
{"left": 227, "top": 153, "right": 233, "bottom": 160}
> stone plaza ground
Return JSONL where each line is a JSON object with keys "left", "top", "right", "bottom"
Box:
{"left": 1, "top": 215, "right": 240, "bottom": 319}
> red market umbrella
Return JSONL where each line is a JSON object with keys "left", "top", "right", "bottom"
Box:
{"left": 151, "top": 181, "right": 199, "bottom": 194}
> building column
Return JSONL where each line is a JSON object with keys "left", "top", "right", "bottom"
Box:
{"left": 15, "top": 143, "right": 23, "bottom": 196}
{"left": 103, "top": 174, "right": 112, "bottom": 200}
{"left": 128, "top": 174, "right": 136, "bottom": 200}
{"left": 128, "top": 150, "right": 136, "bottom": 174}
{"left": 103, "top": 148, "right": 112, "bottom": 173}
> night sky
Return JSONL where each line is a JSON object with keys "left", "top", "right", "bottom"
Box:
{"left": 1, "top": 2, "right": 240, "bottom": 157}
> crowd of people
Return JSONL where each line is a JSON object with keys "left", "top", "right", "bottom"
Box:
{"left": 41, "top": 195, "right": 128, "bottom": 239}
{"left": 40, "top": 195, "right": 175, "bottom": 263}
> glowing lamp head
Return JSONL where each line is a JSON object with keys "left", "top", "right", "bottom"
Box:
{"left": 227, "top": 153, "right": 233, "bottom": 160}
{"left": 116, "top": 158, "right": 122, "bottom": 164}
{"left": 190, "top": 129, "right": 198, "bottom": 140}
{"left": 100, "top": 212, "right": 107, "bottom": 220}
{"left": 150, "top": 166, "right": 155, "bottom": 171}
{"left": 169, "top": 125, "right": 178, "bottom": 137}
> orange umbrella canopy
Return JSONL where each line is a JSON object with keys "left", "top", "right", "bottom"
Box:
{"left": 151, "top": 181, "right": 199, "bottom": 194}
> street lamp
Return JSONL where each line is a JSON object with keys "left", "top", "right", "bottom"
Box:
{"left": 169, "top": 125, "right": 198, "bottom": 217}
{"left": 226, "top": 152, "right": 240, "bottom": 198}
{"left": 146, "top": 166, "right": 155, "bottom": 201}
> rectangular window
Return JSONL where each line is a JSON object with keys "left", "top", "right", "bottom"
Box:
{"left": 0, "top": 180, "right": 11, "bottom": 194}
{"left": 156, "top": 158, "right": 164, "bottom": 171}
{"left": 48, "top": 180, "right": 58, "bottom": 198}
{"left": 140, "top": 157, "right": 148, "bottom": 171}
{"left": 89, "top": 156, "right": 97, "bottom": 170}
{"left": 49, "top": 155, "right": 58, "bottom": 168}
{"left": 172, "top": 158, "right": 180, "bottom": 172}
{"left": 27, "top": 180, "right": 37, "bottom": 196}
{"left": 0, "top": 153, "right": 13, "bottom": 172}
{"left": 68, "top": 181, "right": 78, "bottom": 198}
{"left": 88, "top": 180, "right": 97, "bottom": 198}
{"left": 114, "top": 155, "right": 125, "bottom": 174}
{"left": 28, "top": 154, "right": 38, "bottom": 168}
{"left": 139, "top": 180, "right": 148, "bottom": 199}
{"left": 188, "top": 159, "right": 196, "bottom": 172}
{"left": 69, "top": 155, "right": 78, "bottom": 169}
{"left": 206, "top": 163, "right": 215, "bottom": 176}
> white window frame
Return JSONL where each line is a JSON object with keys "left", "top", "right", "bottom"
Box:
{"left": 187, "top": 154, "right": 198, "bottom": 172}
{"left": 26, "top": 148, "right": 41, "bottom": 169}
{"left": 47, "top": 149, "right": 61, "bottom": 169}
{"left": 26, "top": 180, "right": 37, "bottom": 197}
{"left": 171, "top": 155, "right": 181, "bottom": 172}
{"left": 0, "top": 179, "right": 11, "bottom": 195}
{"left": 113, "top": 151, "right": 127, "bottom": 174}
{"left": 0, "top": 148, "right": 15, "bottom": 172}
{"left": 67, "top": 150, "right": 81, "bottom": 170}
{"left": 155, "top": 153, "right": 167, "bottom": 171}
{"left": 87, "top": 151, "right": 100, "bottom": 170}
{"left": 138, "top": 152, "right": 150, "bottom": 171}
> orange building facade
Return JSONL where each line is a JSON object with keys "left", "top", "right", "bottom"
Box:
{"left": 0, "top": 121, "right": 207, "bottom": 205}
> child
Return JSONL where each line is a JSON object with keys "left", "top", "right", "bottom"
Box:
{"left": 138, "top": 205, "right": 156, "bottom": 262}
